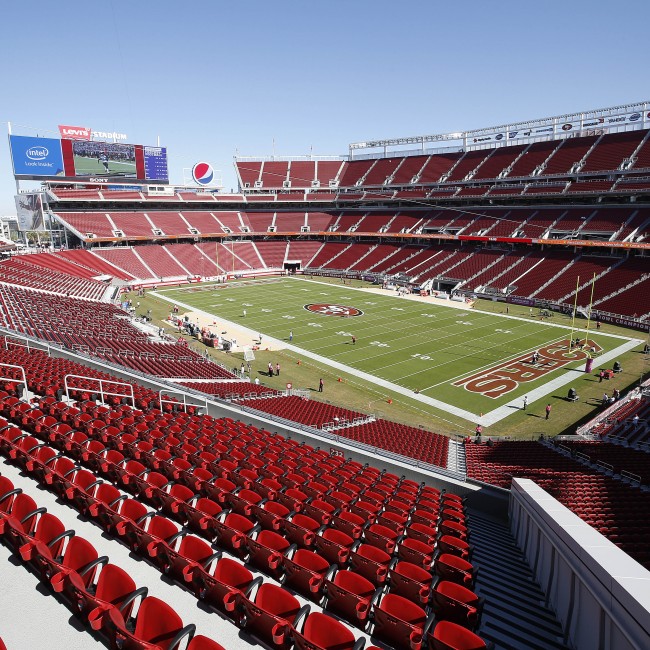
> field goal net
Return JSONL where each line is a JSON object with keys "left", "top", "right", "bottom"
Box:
{"left": 243, "top": 347, "right": 255, "bottom": 362}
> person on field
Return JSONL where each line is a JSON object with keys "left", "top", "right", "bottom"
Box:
{"left": 545, "top": 404, "right": 552, "bottom": 419}
{"left": 276, "top": 363, "right": 280, "bottom": 376}
{"left": 523, "top": 395, "right": 528, "bottom": 410}
{"left": 268, "top": 362, "right": 273, "bottom": 376}
{"left": 319, "top": 378, "right": 324, "bottom": 392}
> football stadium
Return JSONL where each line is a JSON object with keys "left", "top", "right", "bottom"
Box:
{"left": 0, "top": 6, "right": 649, "bottom": 650}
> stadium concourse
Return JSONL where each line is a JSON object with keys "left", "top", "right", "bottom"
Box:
{"left": 1, "top": 103, "right": 650, "bottom": 650}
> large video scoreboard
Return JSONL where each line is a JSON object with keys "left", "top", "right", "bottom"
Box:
{"left": 9, "top": 134, "right": 169, "bottom": 183}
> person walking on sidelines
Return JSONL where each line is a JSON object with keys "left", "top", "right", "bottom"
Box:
{"left": 545, "top": 404, "right": 552, "bottom": 420}
{"left": 523, "top": 395, "right": 528, "bottom": 411}
{"left": 351, "top": 335, "right": 356, "bottom": 345}
{"left": 289, "top": 330, "right": 293, "bottom": 342}
{"left": 268, "top": 362, "right": 273, "bottom": 377}
{"left": 275, "top": 363, "right": 280, "bottom": 376}
{"left": 318, "top": 378, "right": 324, "bottom": 393}
{"left": 243, "top": 309, "right": 247, "bottom": 318}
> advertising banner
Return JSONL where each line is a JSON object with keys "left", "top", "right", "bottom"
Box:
{"left": 9, "top": 135, "right": 64, "bottom": 177}
{"left": 15, "top": 193, "right": 45, "bottom": 231}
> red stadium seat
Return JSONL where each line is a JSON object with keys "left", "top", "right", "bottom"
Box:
{"left": 240, "top": 582, "right": 305, "bottom": 648}
{"left": 429, "top": 620, "right": 490, "bottom": 650}
{"left": 372, "top": 592, "right": 431, "bottom": 650}
{"left": 389, "top": 560, "right": 433, "bottom": 605}
{"left": 324, "top": 569, "right": 376, "bottom": 626}
{"left": 292, "top": 611, "right": 364, "bottom": 650}
{"left": 102, "top": 595, "right": 196, "bottom": 650}
{"left": 282, "top": 548, "right": 330, "bottom": 600}
{"left": 432, "top": 581, "right": 483, "bottom": 630}
{"left": 349, "top": 543, "right": 391, "bottom": 586}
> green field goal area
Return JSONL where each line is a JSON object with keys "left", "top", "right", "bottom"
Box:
{"left": 156, "top": 277, "right": 641, "bottom": 424}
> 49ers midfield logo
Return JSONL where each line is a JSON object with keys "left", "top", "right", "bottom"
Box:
{"left": 304, "top": 303, "right": 363, "bottom": 317}
{"left": 454, "top": 339, "right": 603, "bottom": 399}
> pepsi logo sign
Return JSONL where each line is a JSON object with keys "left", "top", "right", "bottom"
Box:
{"left": 192, "top": 162, "right": 214, "bottom": 186}
{"left": 304, "top": 304, "right": 364, "bottom": 317}
{"left": 26, "top": 147, "right": 48, "bottom": 160}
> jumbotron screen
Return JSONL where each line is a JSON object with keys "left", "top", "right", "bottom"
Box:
{"left": 9, "top": 134, "right": 169, "bottom": 183}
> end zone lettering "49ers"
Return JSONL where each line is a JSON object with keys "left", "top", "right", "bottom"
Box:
{"left": 453, "top": 339, "right": 602, "bottom": 399}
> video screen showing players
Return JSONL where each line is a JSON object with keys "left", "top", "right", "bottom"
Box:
{"left": 72, "top": 140, "right": 137, "bottom": 177}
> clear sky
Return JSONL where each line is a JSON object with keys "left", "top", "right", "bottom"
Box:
{"left": 0, "top": 0, "right": 648, "bottom": 213}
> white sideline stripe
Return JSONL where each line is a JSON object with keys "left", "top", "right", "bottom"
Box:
{"left": 152, "top": 287, "right": 642, "bottom": 427}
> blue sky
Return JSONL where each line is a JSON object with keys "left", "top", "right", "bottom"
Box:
{"left": 0, "top": 0, "right": 648, "bottom": 214}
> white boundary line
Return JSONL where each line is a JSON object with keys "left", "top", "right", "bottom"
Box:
{"left": 152, "top": 280, "right": 642, "bottom": 427}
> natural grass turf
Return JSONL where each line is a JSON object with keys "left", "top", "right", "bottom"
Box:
{"left": 125, "top": 279, "right": 649, "bottom": 440}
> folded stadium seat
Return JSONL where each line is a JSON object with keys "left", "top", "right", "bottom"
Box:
{"left": 64, "top": 469, "right": 105, "bottom": 514}
{"left": 252, "top": 499, "right": 290, "bottom": 533}
{"left": 213, "top": 512, "right": 257, "bottom": 559}
{"left": 17, "top": 511, "right": 71, "bottom": 568}
{"left": 441, "top": 508, "right": 466, "bottom": 524}
{"left": 246, "top": 529, "right": 293, "bottom": 580}
{"left": 277, "top": 487, "right": 309, "bottom": 513}
{"left": 284, "top": 513, "right": 321, "bottom": 549}
{"left": 257, "top": 477, "right": 283, "bottom": 501}
{"left": 282, "top": 548, "right": 331, "bottom": 601}
{"left": 40, "top": 535, "right": 108, "bottom": 600}
{"left": 0, "top": 424, "right": 23, "bottom": 455}
{"left": 203, "top": 477, "right": 237, "bottom": 506}
{"left": 75, "top": 563, "right": 148, "bottom": 632}
{"left": 389, "top": 560, "right": 433, "bottom": 606}
{"left": 384, "top": 497, "right": 414, "bottom": 515}
{"left": 323, "top": 489, "right": 355, "bottom": 511}
{"left": 185, "top": 466, "right": 214, "bottom": 494}
{"left": 79, "top": 439, "right": 107, "bottom": 473}
{"left": 330, "top": 509, "right": 366, "bottom": 540}
{"left": 415, "top": 498, "right": 440, "bottom": 514}
{"left": 324, "top": 569, "right": 378, "bottom": 627}
{"left": 371, "top": 592, "right": 433, "bottom": 650}
{"left": 129, "top": 513, "right": 179, "bottom": 557}
{"left": 240, "top": 582, "right": 306, "bottom": 649}
{"left": 101, "top": 595, "right": 196, "bottom": 650}
{"left": 438, "top": 536, "right": 471, "bottom": 562}
{"left": 0, "top": 491, "right": 43, "bottom": 545}
{"left": 150, "top": 530, "right": 219, "bottom": 584}
{"left": 429, "top": 620, "right": 491, "bottom": 650}
{"left": 185, "top": 497, "right": 224, "bottom": 538}
{"left": 350, "top": 500, "right": 381, "bottom": 523}
{"left": 303, "top": 498, "right": 337, "bottom": 526}
{"left": 117, "top": 459, "right": 149, "bottom": 495}
{"left": 349, "top": 542, "right": 392, "bottom": 586}
{"left": 434, "top": 555, "right": 476, "bottom": 588}
{"left": 398, "top": 538, "right": 435, "bottom": 569}
{"left": 407, "top": 522, "right": 438, "bottom": 547}
{"left": 292, "top": 611, "right": 365, "bottom": 650}
{"left": 411, "top": 509, "right": 439, "bottom": 529}
{"left": 8, "top": 433, "right": 41, "bottom": 469}
{"left": 439, "top": 520, "right": 468, "bottom": 542}
{"left": 315, "top": 528, "right": 355, "bottom": 565}
{"left": 232, "top": 468, "right": 260, "bottom": 490}
{"left": 302, "top": 480, "right": 329, "bottom": 501}
{"left": 364, "top": 523, "right": 400, "bottom": 555}
{"left": 228, "top": 488, "right": 264, "bottom": 518}
{"left": 260, "top": 464, "right": 286, "bottom": 481}
{"left": 279, "top": 472, "right": 308, "bottom": 490}
{"left": 433, "top": 581, "right": 483, "bottom": 630}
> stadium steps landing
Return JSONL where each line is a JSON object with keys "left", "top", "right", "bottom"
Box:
{"left": 469, "top": 509, "right": 571, "bottom": 650}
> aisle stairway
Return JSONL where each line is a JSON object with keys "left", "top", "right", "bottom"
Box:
{"left": 468, "top": 510, "right": 570, "bottom": 650}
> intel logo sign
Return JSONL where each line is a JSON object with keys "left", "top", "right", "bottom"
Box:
{"left": 26, "top": 147, "right": 48, "bottom": 160}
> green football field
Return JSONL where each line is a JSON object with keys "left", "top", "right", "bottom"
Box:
{"left": 156, "top": 277, "right": 639, "bottom": 424}
{"left": 73, "top": 155, "right": 137, "bottom": 176}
